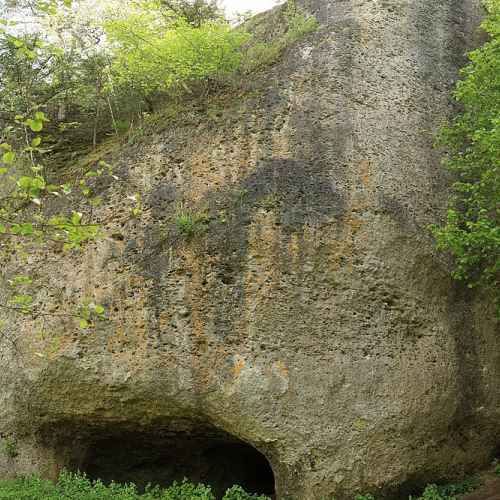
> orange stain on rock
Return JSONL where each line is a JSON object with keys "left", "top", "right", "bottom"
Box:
{"left": 359, "top": 159, "right": 372, "bottom": 189}
{"left": 274, "top": 360, "right": 289, "bottom": 378}
{"left": 233, "top": 356, "right": 246, "bottom": 378}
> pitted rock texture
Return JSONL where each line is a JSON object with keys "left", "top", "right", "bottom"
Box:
{"left": 1, "top": 1, "right": 499, "bottom": 499}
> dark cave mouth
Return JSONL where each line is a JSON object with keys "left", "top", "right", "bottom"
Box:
{"left": 76, "top": 428, "right": 276, "bottom": 498}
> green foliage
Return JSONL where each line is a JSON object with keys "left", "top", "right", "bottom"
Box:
{"left": 409, "top": 477, "right": 479, "bottom": 500}
{"left": 349, "top": 476, "right": 479, "bottom": 500}
{"left": 158, "top": 479, "right": 215, "bottom": 499}
{"left": 433, "top": 0, "right": 500, "bottom": 314}
{"left": 1, "top": 439, "right": 18, "bottom": 459}
{"left": 242, "top": 0, "right": 319, "bottom": 72}
{"left": 436, "top": 476, "right": 479, "bottom": 497}
{"left": 1, "top": 0, "right": 318, "bottom": 151}
{"left": 104, "top": 2, "right": 250, "bottom": 100}
{"left": 78, "top": 301, "right": 106, "bottom": 329}
{"left": 0, "top": 475, "right": 56, "bottom": 500}
{"left": 104, "top": 0, "right": 318, "bottom": 109}
{"left": 495, "top": 463, "right": 500, "bottom": 476}
{"left": 158, "top": 0, "right": 223, "bottom": 27}
{"left": 222, "top": 485, "right": 270, "bottom": 500}
{"left": 412, "top": 485, "right": 448, "bottom": 500}
{"left": 175, "top": 210, "right": 208, "bottom": 238}
{"left": 0, "top": 472, "right": 271, "bottom": 500}
{"left": 0, "top": 82, "right": 105, "bottom": 330}
{"left": 0, "top": 471, "right": 482, "bottom": 500}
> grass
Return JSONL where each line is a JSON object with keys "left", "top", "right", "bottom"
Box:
{"left": 174, "top": 209, "right": 209, "bottom": 239}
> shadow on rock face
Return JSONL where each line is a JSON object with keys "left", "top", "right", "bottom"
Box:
{"left": 141, "top": 156, "right": 346, "bottom": 276}
{"left": 136, "top": 156, "right": 347, "bottom": 351}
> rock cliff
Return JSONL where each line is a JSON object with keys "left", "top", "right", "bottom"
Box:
{"left": 1, "top": 0, "right": 498, "bottom": 499}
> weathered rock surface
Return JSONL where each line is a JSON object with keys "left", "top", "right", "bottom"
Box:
{"left": 1, "top": 0, "right": 499, "bottom": 499}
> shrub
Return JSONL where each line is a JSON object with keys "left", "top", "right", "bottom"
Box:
{"left": 433, "top": 0, "right": 500, "bottom": 315}
{"left": 105, "top": 5, "right": 250, "bottom": 100}
{"left": 242, "top": 0, "right": 318, "bottom": 72}
{"left": 159, "top": 479, "right": 215, "bottom": 500}
{"left": 0, "top": 472, "right": 481, "bottom": 500}
{"left": 0, "top": 475, "right": 57, "bottom": 500}
{"left": 409, "top": 477, "right": 479, "bottom": 500}
{"left": 222, "top": 485, "right": 270, "bottom": 500}
{"left": 415, "top": 484, "right": 448, "bottom": 500}
{"left": 0, "top": 472, "right": 273, "bottom": 500}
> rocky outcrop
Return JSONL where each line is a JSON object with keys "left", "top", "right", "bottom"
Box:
{"left": 1, "top": 1, "right": 498, "bottom": 499}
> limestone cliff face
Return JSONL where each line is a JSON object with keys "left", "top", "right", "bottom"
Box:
{"left": 1, "top": 1, "right": 498, "bottom": 499}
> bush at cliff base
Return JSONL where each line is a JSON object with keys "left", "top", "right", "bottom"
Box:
{"left": 0, "top": 471, "right": 270, "bottom": 500}
{"left": 0, "top": 471, "right": 481, "bottom": 499}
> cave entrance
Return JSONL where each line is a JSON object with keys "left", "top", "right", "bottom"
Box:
{"left": 78, "top": 426, "right": 275, "bottom": 498}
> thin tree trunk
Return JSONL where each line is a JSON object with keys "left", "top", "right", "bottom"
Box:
{"left": 93, "top": 79, "right": 102, "bottom": 149}
{"left": 107, "top": 96, "right": 118, "bottom": 136}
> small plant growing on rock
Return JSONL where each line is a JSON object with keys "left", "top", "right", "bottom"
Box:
{"left": 175, "top": 210, "right": 209, "bottom": 238}
{"left": 242, "top": 0, "right": 319, "bottom": 72}
{"left": 2, "top": 438, "right": 18, "bottom": 458}
{"left": 78, "top": 301, "right": 106, "bottom": 329}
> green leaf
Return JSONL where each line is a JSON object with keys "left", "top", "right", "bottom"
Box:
{"left": 26, "top": 119, "right": 43, "bottom": 132}
{"left": 10, "top": 294, "right": 33, "bottom": 309}
{"left": 79, "top": 319, "right": 89, "bottom": 329}
{"left": 71, "top": 212, "right": 82, "bottom": 225}
{"left": 31, "top": 137, "right": 42, "bottom": 147}
{"left": 17, "top": 176, "right": 33, "bottom": 189}
{"left": 11, "top": 223, "right": 34, "bottom": 236}
{"left": 94, "top": 305, "right": 105, "bottom": 315}
{"left": 31, "top": 120, "right": 44, "bottom": 132}
{"left": 34, "top": 111, "right": 49, "bottom": 122}
{"left": 0, "top": 168, "right": 8, "bottom": 175}
{"left": 10, "top": 275, "right": 33, "bottom": 286}
{"left": 2, "top": 151, "right": 15, "bottom": 164}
